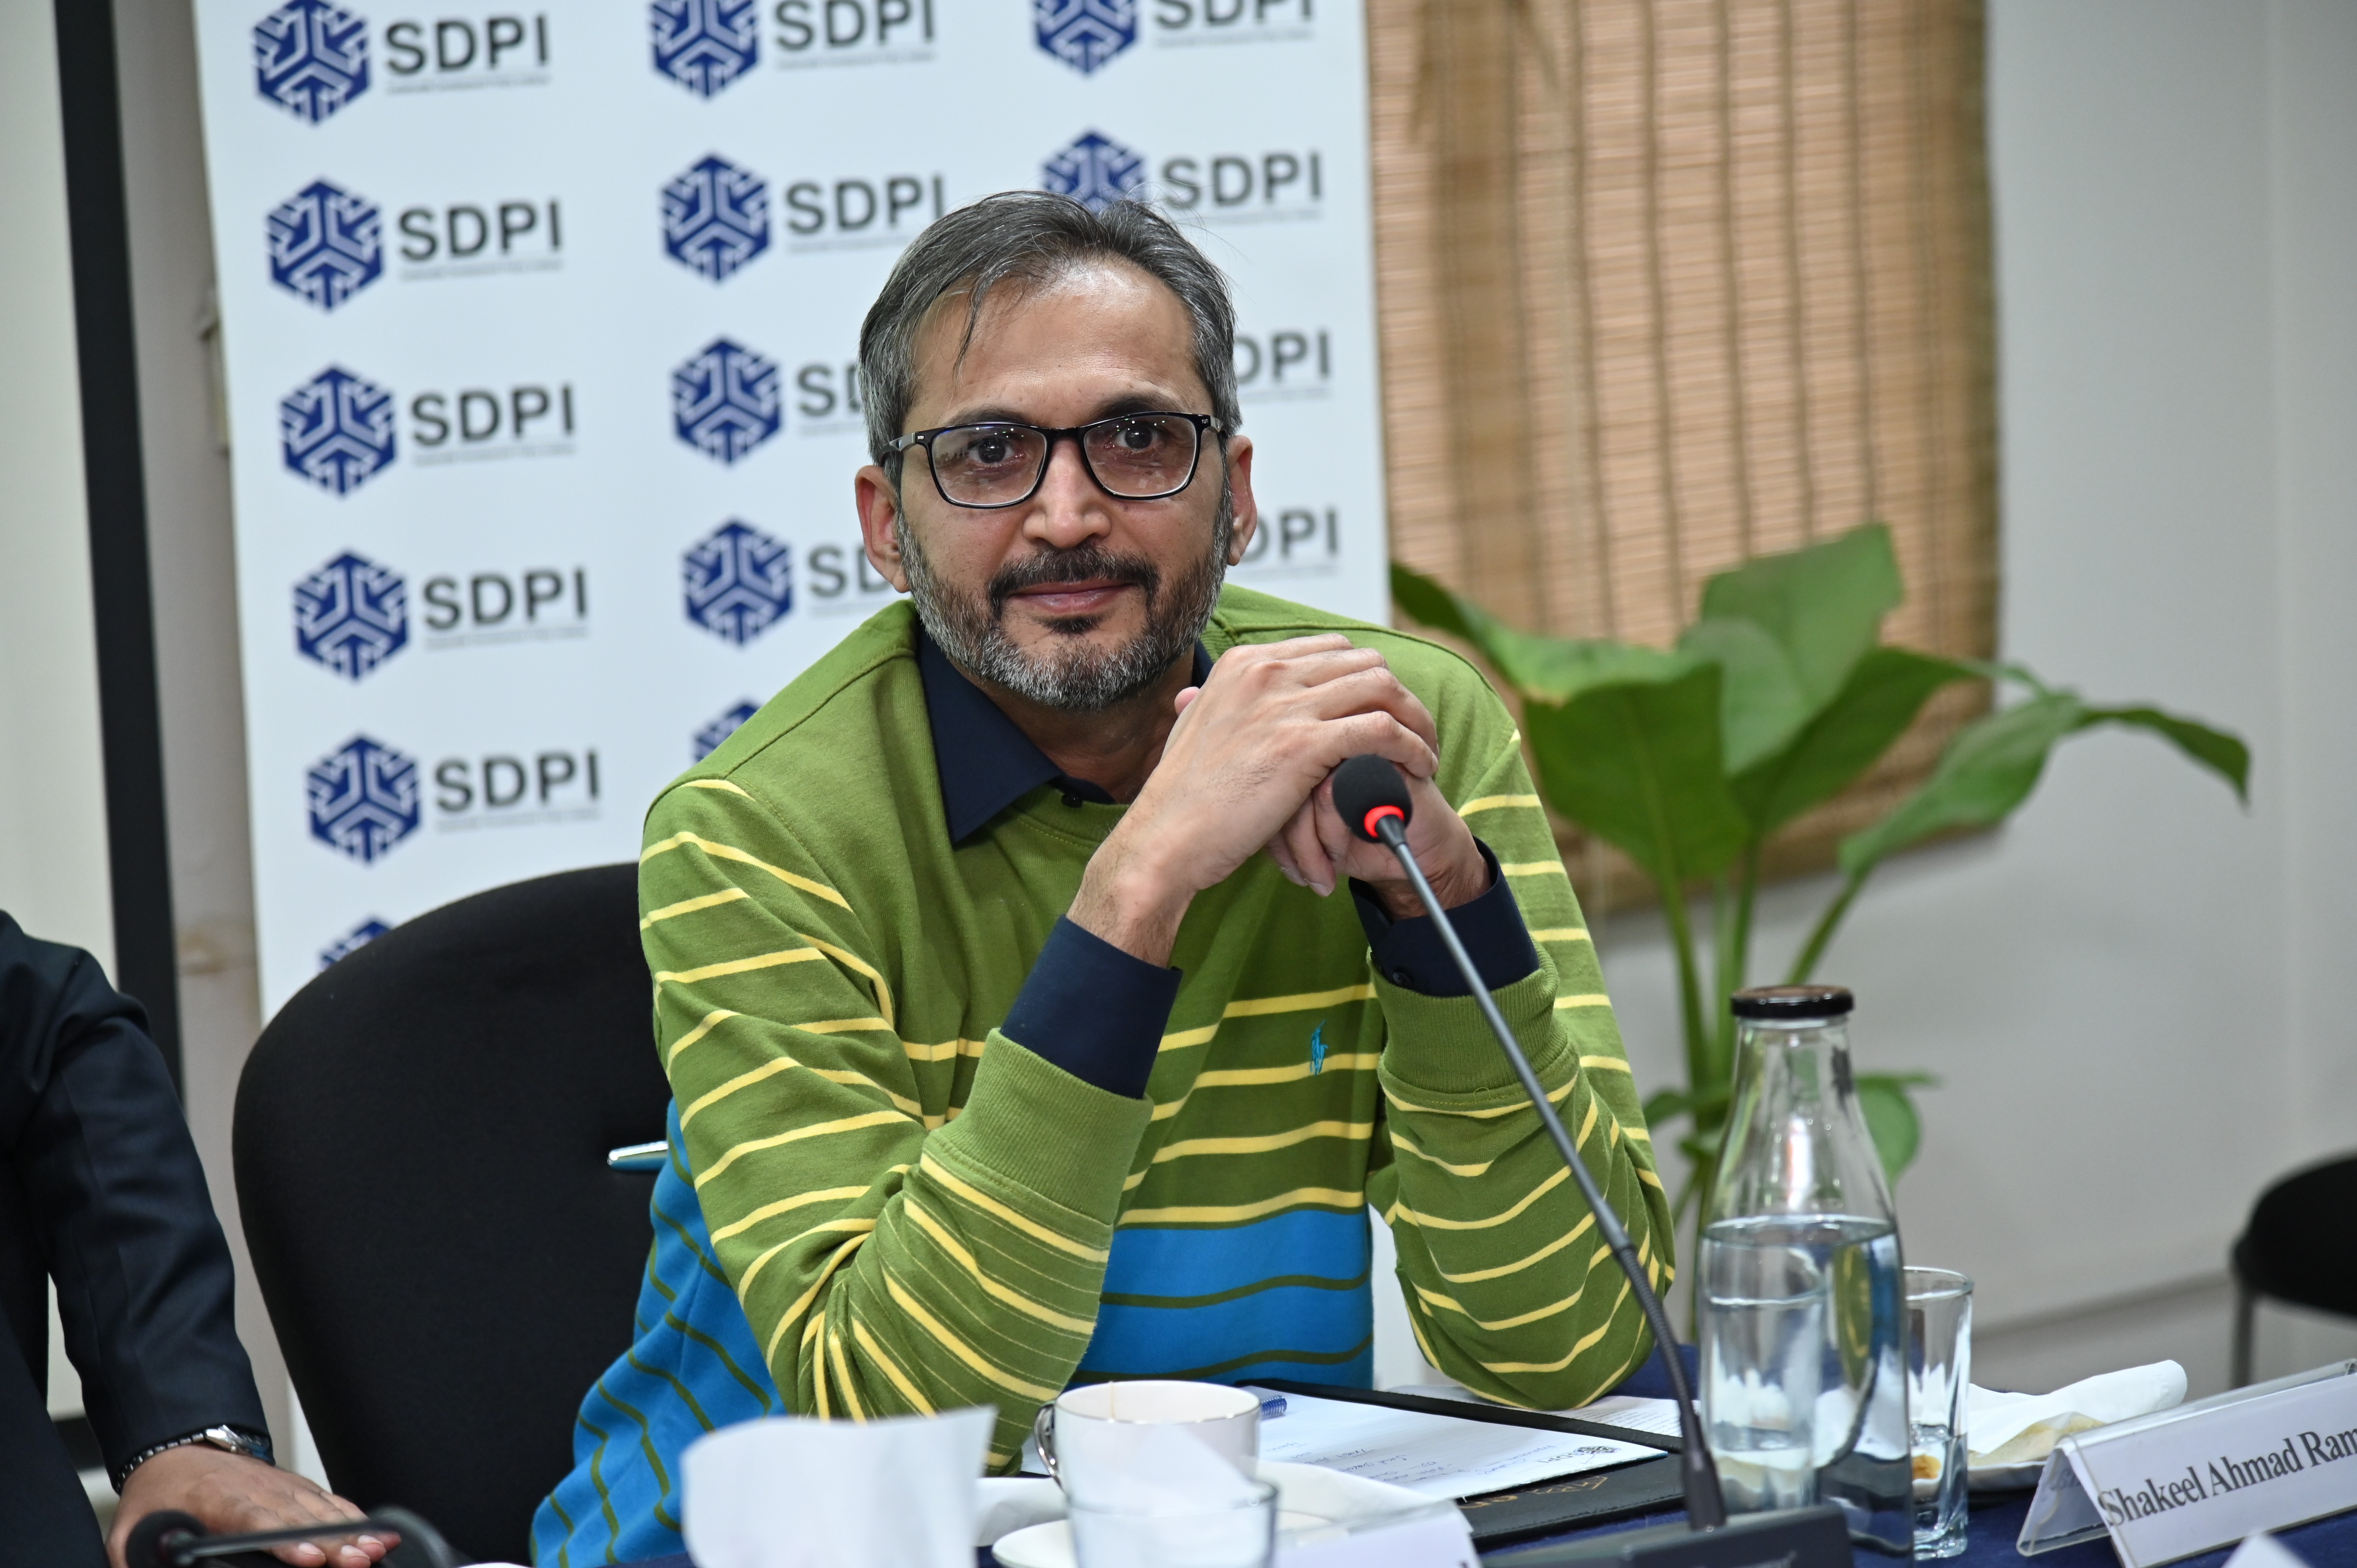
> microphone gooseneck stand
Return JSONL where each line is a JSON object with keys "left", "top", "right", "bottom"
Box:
{"left": 1330, "top": 755, "right": 1854, "bottom": 1567}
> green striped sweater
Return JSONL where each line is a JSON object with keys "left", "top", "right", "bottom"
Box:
{"left": 641, "top": 585, "right": 1670, "bottom": 1471}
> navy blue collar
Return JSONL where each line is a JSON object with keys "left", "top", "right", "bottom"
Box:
{"left": 916, "top": 627, "right": 1214, "bottom": 846}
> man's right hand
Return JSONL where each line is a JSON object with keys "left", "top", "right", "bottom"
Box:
{"left": 1067, "top": 635, "right": 1438, "bottom": 966}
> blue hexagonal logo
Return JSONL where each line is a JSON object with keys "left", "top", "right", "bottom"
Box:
{"left": 267, "top": 179, "right": 382, "bottom": 312}
{"left": 294, "top": 551, "right": 406, "bottom": 681}
{"left": 318, "top": 916, "right": 391, "bottom": 968}
{"left": 662, "top": 155, "right": 770, "bottom": 283}
{"left": 652, "top": 0, "right": 757, "bottom": 97}
{"left": 693, "top": 698, "right": 762, "bottom": 760}
{"left": 254, "top": 0, "right": 370, "bottom": 124}
{"left": 1043, "top": 131, "right": 1146, "bottom": 214}
{"left": 672, "top": 338, "right": 780, "bottom": 464}
{"left": 281, "top": 366, "right": 396, "bottom": 495}
{"left": 306, "top": 735, "right": 419, "bottom": 863}
{"left": 684, "top": 522, "right": 791, "bottom": 645}
{"left": 1035, "top": 0, "right": 1137, "bottom": 75}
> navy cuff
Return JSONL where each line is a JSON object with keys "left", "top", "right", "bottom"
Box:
{"left": 1352, "top": 839, "right": 1542, "bottom": 997}
{"left": 999, "top": 917, "right": 1181, "bottom": 1100}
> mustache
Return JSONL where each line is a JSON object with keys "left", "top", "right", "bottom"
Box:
{"left": 988, "top": 546, "right": 1162, "bottom": 617}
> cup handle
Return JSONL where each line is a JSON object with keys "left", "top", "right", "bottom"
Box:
{"left": 1031, "top": 1402, "right": 1061, "bottom": 1486}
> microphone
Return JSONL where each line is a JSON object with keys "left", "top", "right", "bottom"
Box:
{"left": 124, "top": 1506, "right": 458, "bottom": 1568}
{"left": 1331, "top": 756, "right": 1851, "bottom": 1566}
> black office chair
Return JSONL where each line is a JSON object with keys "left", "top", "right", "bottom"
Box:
{"left": 234, "top": 863, "right": 668, "bottom": 1563}
{"left": 2229, "top": 1152, "right": 2357, "bottom": 1387}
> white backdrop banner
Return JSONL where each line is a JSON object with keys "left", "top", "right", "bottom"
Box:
{"left": 189, "top": 0, "right": 1388, "bottom": 1014}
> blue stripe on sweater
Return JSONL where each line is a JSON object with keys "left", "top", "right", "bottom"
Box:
{"left": 532, "top": 1104, "right": 778, "bottom": 1566}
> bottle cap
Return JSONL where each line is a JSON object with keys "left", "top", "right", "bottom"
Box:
{"left": 1730, "top": 984, "right": 1853, "bottom": 1020}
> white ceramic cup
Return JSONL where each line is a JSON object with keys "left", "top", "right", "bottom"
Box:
{"left": 1033, "top": 1382, "right": 1262, "bottom": 1504}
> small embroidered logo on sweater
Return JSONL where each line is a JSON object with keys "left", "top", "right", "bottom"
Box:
{"left": 1309, "top": 1022, "right": 1328, "bottom": 1075}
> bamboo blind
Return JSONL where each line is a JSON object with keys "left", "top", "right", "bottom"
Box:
{"left": 1369, "top": 0, "right": 1998, "bottom": 907}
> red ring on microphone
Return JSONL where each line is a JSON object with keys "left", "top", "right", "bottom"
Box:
{"left": 1360, "top": 804, "right": 1406, "bottom": 839}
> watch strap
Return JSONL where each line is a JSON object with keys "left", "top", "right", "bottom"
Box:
{"left": 112, "top": 1424, "right": 276, "bottom": 1491}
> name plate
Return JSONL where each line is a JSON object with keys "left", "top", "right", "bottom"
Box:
{"left": 2019, "top": 1360, "right": 2357, "bottom": 1565}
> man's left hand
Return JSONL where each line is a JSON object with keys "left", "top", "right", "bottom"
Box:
{"left": 1216, "top": 685, "right": 1489, "bottom": 918}
{"left": 110, "top": 1446, "right": 393, "bottom": 1568}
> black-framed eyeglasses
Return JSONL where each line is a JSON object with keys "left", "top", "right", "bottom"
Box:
{"left": 886, "top": 411, "right": 1226, "bottom": 510}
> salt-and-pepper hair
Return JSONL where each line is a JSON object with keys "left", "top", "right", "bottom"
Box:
{"left": 858, "top": 192, "right": 1242, "bottom": 475}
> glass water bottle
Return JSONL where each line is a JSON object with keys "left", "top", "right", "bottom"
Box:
{"left": 1699, "top": 985, "right": 1910, "bottom": 1554}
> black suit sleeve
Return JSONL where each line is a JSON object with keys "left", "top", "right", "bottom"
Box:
{"left": 0, "top": 911, "right": 268, "bottom": 1481}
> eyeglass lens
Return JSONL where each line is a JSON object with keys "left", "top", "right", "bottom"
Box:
{"left": 928, "top": 416, "right": 1201, "bottom": 505}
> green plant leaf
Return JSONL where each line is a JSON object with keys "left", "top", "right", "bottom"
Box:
{"left": 1523, "top": 664, "right": 1753, "bottom": 889}
{"left": 1642, "top": 1082, "right": 1730, "bottom": 1132}
{"left": 1834, "top": 691, "right": 2088, "bottom": 881}
{"left": 1678, "top": 616, "right": 1811, "bottom": 773}
{"left": 1391, "top": 563, "right": 1682, "bottom": 702}
{"left": 2080, "top": 706, "right": 2252, "bottom": 804}
{"left": 1696, "top": 523, "right": 1903, "bottom": 712}
{"left": 1853, "top": 1073, "right": 1934, "bottom": 1182}
{"left": 1730, "top": 648, "right": 1982, "bottom": 838}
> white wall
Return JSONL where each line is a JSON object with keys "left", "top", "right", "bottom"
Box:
{"left": 0, "top": 0, "right": 116, "bottom": 972}
{"left": 1596, "top": 0, "right": 2357, "bottom": 1398}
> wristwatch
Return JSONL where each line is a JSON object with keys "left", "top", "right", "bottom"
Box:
{"left": 113, "top": 1424, "right": 277, "bottom": 1491}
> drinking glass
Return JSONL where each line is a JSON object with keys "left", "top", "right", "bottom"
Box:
{"left": 1067, "top": 1480, "right": 1278, "bottom": 1568}
{"left": 1906, "top": 1267, "right": 1973, "bottom": 1558}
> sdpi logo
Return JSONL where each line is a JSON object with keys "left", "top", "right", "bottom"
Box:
{"left": 294, "top": 551, "right": 406, "bottom": 681}
{"left": 663, "top": 155, "right": 770, "bottom": 283}
{"left": 319, "top": 917, "right": 391, "bottom": 969}
{"left": 1035, "top": 0, "right": 1136, "bottom": 75}
{"left": 1043, "top": 131, "right": 1145, "bottom": 214}
{"left": 693, "top": 699, "right": 762, "bottom": 760}
{"left": 306, "top": 735, "right": 420, "bottom": 863}
{"left": 651, "top": 0, "right": 758, "bottom": 97}
{"left": 281, "top": 367, "right": 397, "bottom": 494}
{"left": 267, "top": 180, "right": 382, "bottom": 312}
{"left": 684, "top": 522, "right": 792, "bottom": 645}
{"left": 254, "top": 0, "right": 370, "bottom": 124}
{"left": 672, "top": 338, "right": 781, "bottom": 464}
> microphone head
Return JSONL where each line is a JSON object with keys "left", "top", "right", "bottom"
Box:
{"left": 1333, "top": 754, "right": 1413, "bottom": 843}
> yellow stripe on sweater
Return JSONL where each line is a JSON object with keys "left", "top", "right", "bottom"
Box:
{"left": 682, "top": 1056, "right": 799, "bottom": 1123}
{"left": 656, "top": 947, "right": 822, "bottom": 987}
{"left": 641, "top": 888, "right": 749, "bottom": 929}
{"left": 851, "top": 1319, "right": 930, "bottom": 1415}
{"left": 884, "top": 1272, "right": 1060, "bottom": 1401}
{"left": 903, "top": 1199, "right": 1097, "bottom": 1336}
{"left": 1458, "top": 794, "right": 1541, "bottom": 816}
{"left": 1388, "top": 1129, "right": 1491, "bottom": 1178}
{"left": 919, "top": 1153, "right": 1110, "bottom": 1263}
{"left": 1391, "top": 1163, "right": 1569, "bottom": 1231}
{"left": 641, "top": 829, "right": 851, "bottom": 909}
{"left": 697, "top": 1109, "right": 907, "bottom": 1187}
{"left": 664, "top": 1008, "right": 740, "bottom": 1066}
{"left": 1385, "top": 1075, "right": 1575, "bottom": 1120}
{"left": 904, "top": 1038, "right": 987, "bottom": 1063}
{"left": 1150, "top": 1119, "right": 1373, "bottom": 1164}
{"left": 1555, "top": 994, "right": 1611, "bottom": 1010}
{"left": 681, "top": 778, "right": 752, "bottom": 797}
{"left": 1438, "top": 1213, "right": 1596, "bottom": 1282}
{"left": 763, "top": 1233, "right": 870, "bottom": 1358}
{"left": 1192, "top": 1055, "right": 1380, "bottom": 1088}
{"left": 811, "top": 938, "right": 896, "bottom": 1030}
{"left": 1120, "top": 1185, "right": 1362, "bottom": 1226}
{"left": 1160, "top": 985, "right": 1377, "bottom": 1053}
{"left": 1501, "top": 861, "right": 1569, "bottom": 878}
{"left": 709, "top": 1186, "right": 872, "bottom": 1243}
{"left": 1413, "top": 1278, "right": 1588, "bottom": 1331}
{"left": 1529, "top": 928, "right": 1592, "bottom": 944}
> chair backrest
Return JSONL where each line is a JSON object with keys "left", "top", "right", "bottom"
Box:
{"left": 2232, "top": 1152, "right": 2357, "bottom": 1315}
{"left": 234, "top": 863, "right": 667, "bottom": 1562}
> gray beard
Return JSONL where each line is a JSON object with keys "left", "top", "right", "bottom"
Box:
{"left": 898, "top": 484, "right": 1232, "bottom": 713}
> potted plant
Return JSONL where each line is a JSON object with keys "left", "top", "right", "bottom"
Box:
{"left": 1392, "top": 524, "right": 2248, "bottom": 1255}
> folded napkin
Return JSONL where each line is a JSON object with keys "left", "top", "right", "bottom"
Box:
{"left": 1966, "top": 1360, "right": 2187, "bottom": 1467}
{"left": 683, "top": 1406, "right": 996, "bottom": 1568}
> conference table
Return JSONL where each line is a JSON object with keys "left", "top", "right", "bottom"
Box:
{"left": 625, "top": 1484, "right": 2356, "bottom": 1568}
{"left": 621, "top": 1346, "right": 2357, "bottom": 1568}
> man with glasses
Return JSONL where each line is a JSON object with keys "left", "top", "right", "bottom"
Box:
{"left": 536, "top": 193, "right": 1666, "bottom": 1564}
